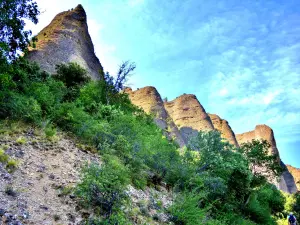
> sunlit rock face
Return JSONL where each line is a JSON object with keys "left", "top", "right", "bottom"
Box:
{"left": 124, "top": 87, "right": 186, "bottom": 147}
{"left": 236, "top": 125, "right": 297, "bottom": 194}
{"left": 164, "top": 94, "right": 214, "bottom": 141}
{"left": 236, "top": 125, "right": 280, "bottom": 156}
{"left": 208, "top": 113, "right": 239, "bottom": 147}
{"left": 27, "top": 4, "right": 103, "bottom": 80}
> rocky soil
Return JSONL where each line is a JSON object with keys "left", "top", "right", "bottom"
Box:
{"left": 0, "top": 123, "right": 100, "bottom": 224}
{"left": 0, "top": 122, "right": 173, "bottom": 225}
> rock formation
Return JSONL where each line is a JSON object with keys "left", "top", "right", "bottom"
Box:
{"left": 237, "top": 125, "right": 297, "bottom": 194}
{"left": 236, "top": 125, "right": 280, "bottom": 156}
{"left": 208, "top": 114, "right": 239, "bottom": 147}
{"left": 164, "top": 94, "right": 214, "bottom": 141}
{"left": 27, "top": 4, "right": 103, "bottom": 80}
{"left": 124, "top": 87, "right": 186, "bottom": 147}
{"left": 287, "top": 165, "right": 300, "bottom": 190}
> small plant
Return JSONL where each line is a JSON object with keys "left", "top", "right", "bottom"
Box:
{"left": 1, "top": 145, "right": 9, "bottom": 150}
{"left": 16, "top": 136, "right": 27, "bottom": 145}
{"left": 58, "top": 185, "right": 74, "bottom": 197}
{"left": 6, "top": 159, "right": 18, "bottom": 172}
{"left": 0, "top": 149, "right": 9, "bottom": 163}
{"left": 44, "top": 124, "right": 57, "bottom": 138}
{"left": 5, "top": 185, "right": 17, "bottom": 197}
{"left": 53, "top": 214, "right": 60, "bottom": 221}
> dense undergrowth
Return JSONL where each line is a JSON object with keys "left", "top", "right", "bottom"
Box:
{"left": 0, "top": 57, "right": 299, "bottom": 225}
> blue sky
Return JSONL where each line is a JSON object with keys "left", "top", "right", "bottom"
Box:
{"left": 29, "top": 0, "right": 300, "bottom": 167}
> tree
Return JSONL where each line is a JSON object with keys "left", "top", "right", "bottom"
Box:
{"left": 239, "top": 139, "right": 283, "bottom": 187}
{"left": 103, "top": 61, "right": 136, "bottom": 104}
{"left": 0, "top": 0, "right": 40, "bottom": 60}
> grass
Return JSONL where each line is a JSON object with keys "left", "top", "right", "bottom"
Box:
{"left": 16, "top": 136, "right": 27, "bottom": 145}
{"left": 0, "top": 149, "right": 9, "bottom": 163}
{"left": 6, "top": 159, "right": 18, "bottom": 172}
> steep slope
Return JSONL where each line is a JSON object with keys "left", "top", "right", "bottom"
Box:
{"left": 0, "top": 124, "right": 172, "bottom": 225}
{"left": 27, "top": 4, "right": 103, "bottom": 80}
{"left": 164, "top": 94, "right": 214, "bottom": 141}
{"left": 208, "top": 113, "right": 239, "bottom": 147}
{"left": 236, "top": 125, "right": 298, "bottom": 194}
{"left": 0, "top": 125, "right": 100, "bottom": 224}
{"left": 287, "top": 165, "right": 300, "bottom": 190}
{"left": 124, "top": 87, "right": 186, "bottom": 147}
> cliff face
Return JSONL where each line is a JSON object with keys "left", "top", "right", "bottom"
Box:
{"left": 27, "top": 5, "right": 103, "bottom": 80}
{"left": 164, "top": 94, "right": 214, "bottom": 141}
{"left": 236, "top": 125, "right": 280, "bottom": 156}
{"left": 124, "top": 87, "right": 186, "bottom": 147}
{"left": 237, "top": 125, "right": 297, "bottom": 194}
{"left": 287, "top": 165, "right": 300, "bottom": 190}
{"left": 208, "top": 114, "right": 239, "bottom": 147}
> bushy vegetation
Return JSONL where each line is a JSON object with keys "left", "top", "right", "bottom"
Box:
{"left": 0, "top": 1, "right": 295, "bottom": 223}
{"left": 0, "top": 57, "right": 291, "bottom": 224}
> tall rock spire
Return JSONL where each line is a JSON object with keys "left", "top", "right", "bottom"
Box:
{"left": 27, "top": 5, "right": 103, "bottom": 80}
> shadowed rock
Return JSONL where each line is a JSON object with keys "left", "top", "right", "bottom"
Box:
{"left": 124, "top": 87, "right": 186, "bottom": 147}
{"left": 286, "top": 165, "right": 300, "bottom": 190}
{"left": 208, "top": 113, "right": 239, "bottom": 147}
{"left": 27, "top": 4, "right": 103, "bottom": 80}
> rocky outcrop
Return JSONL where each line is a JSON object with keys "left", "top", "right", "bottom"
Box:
{"left": 164, "top": 94, "right": 214, "bottom": 141}
{"left": 124, "top": 87, "right": 186, "bottom": 147}
{"left": 237, "top": 125, "right": 297, "bottom": 194}
{"left": 27, "top": 5, "right": 103, "bottom": 80}
{"left": 236, "top": 125, "right": 279, "bottom": 156}
{"left": 287, "top": 165, "right": 300, "bottom": 190}
{"left": 208, "top": 114, "right": 239, "bottom": 147}
{"left": 279, "top": 162, "right": 298, "bottom": 193}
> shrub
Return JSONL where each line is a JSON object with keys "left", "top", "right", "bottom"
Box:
{"left": 76, "top": 157, "right": 130, "bottom": 218}
{"left": 169, "top": 191, "right": 208, "bottom": 225}
{"left": 54, "top": 62, "right": 90, "bottom": 101}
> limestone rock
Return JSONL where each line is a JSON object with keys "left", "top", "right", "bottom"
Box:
{"left": 164, "top": 94, "right": 214, "bottom": 140}
{"left": 279, "top": 162, "right": 298, "bottom": 193}
{"left": 27, "top": 4, "right": 103, "bottom": 80}
{"left": 236, "top": 125, "right": 297, "bottom": 194}
{"left": 208, "top": 114, "right": 239, "bottom": 147}
{"left": 236, "top": 125, "right": 279, "bottom": 156}
{"left": 287, "top": 165, "right": 300, "bottom": 190}
{"left": 124, "top": 87, "right": 186, "bottom": 147}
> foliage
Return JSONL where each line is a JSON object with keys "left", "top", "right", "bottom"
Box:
{"left": 239, "top": 140, "right": 284, "bottom": 187}
{"left": 169, "top": 191, "right": 208, "bottom": 225}
{"left": 75, "top": 158, "right": 130, "bottom": 218}
{"left": 0, "top": 0, "right": 40, "bottom": 59}
{"left": 0, "top": 50, "right": 287, "bottom": 224}
{"left": 54, "top": 62, "right": 91, "bottom": 101}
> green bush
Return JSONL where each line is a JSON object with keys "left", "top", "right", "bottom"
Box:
{"left": 4, "top": 93, "right": 42, "bottom": 123}
{"left": 169, "top": 191, "right": 208, "bottom": 225}
{"left": 76, "top": 157, "right": 130, "bottom": 218}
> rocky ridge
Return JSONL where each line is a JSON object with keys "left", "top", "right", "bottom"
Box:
{"left": 27, "top": 4, "right": 103, "bottom": 80}
{"left": 208, "top": 114, "right": 239, "bottom": 147}
{"left": 126, "top": 87, "right": 297, "bottom": 193}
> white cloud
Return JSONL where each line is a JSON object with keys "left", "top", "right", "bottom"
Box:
{"left": 219, "top": 88, "right": 228, "bottom": 96}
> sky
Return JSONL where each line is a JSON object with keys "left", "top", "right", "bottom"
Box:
{"left": 27, "top": 0, "right": 300, "bottom": 167}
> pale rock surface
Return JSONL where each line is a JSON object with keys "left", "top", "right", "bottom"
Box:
{"left": 124, "top": 87, "right": 186, "bottom": 147}
{"left": 164, "top": 94, "right": 214, "bottom": 141}
{"left": 27, "top": 5, "right": 103, "bottom": 80}
{"left": 208, "top": 113, "right": 239, "bottom": 147}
